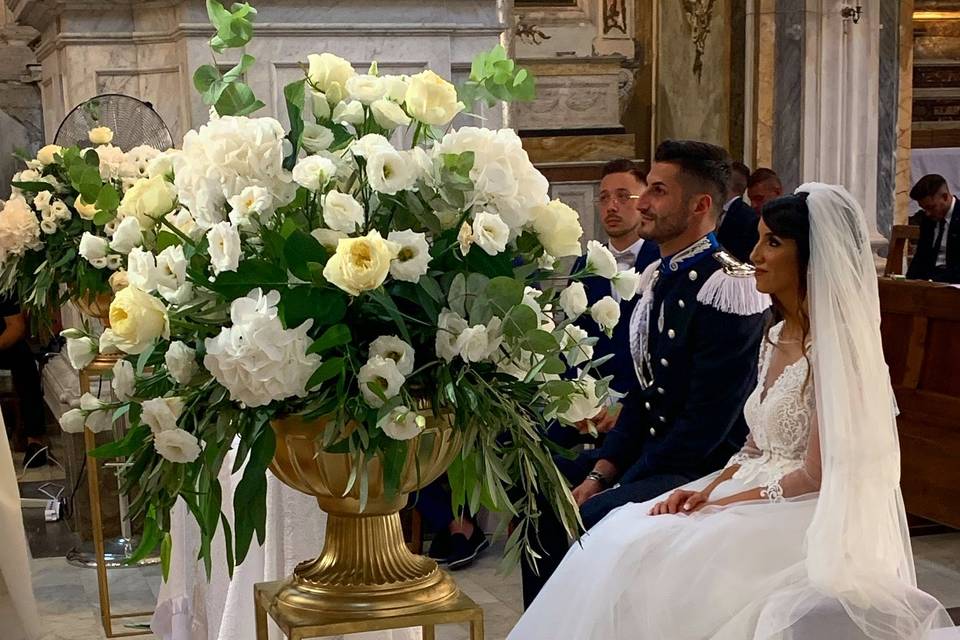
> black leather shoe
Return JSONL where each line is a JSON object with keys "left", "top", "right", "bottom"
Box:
{"left": 23, "top": 442, "right": 48, "bottom": 469}
{"left": 427, "top": 529, "right": 452, "bottom": 564}
{"left": 447, "top": 527, "right": 489, "bottom": 571}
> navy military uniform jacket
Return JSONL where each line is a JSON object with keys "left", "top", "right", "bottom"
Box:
{"left": 569, "top": 240, "right": 660, "bottom": 393}
{"left": 717, "top": 196, "right": 760, "bottom": 264}
{"left": 598, "top": 234, "right": 768, "bottom": 481}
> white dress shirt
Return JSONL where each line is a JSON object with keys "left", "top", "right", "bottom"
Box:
{"left": 936, "top": 197, "right": 955, "bottom": 268}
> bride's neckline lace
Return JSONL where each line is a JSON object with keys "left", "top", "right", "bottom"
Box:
{"left": 758, "top": 323, "right": 809, "bottom": 405}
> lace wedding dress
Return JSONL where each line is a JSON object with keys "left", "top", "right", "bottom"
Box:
{"left": 509, "top": 323, "right": 949, "bottom": 640}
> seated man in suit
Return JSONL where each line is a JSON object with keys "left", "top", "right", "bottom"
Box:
{"left": 716, "top": 160, "right": 759, "bottom": 263}
{"left": 521, "top": 140, "right": 768, "bottom": 608}
{"left": 746, "top": 167, "right": 783, "bottom": 212}
{"left": 906, "top": 173, "right": 960, "bottom": 284}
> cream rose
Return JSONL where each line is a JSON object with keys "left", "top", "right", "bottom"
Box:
{"left": 88, "top": 127, "right": 114, "bottom": 145}
{"left": 117, "top": 175, "right": 177, "bottom": 229}
{"left": 405, "top": 70, "right": 464, "bottom": 126}
{"left": 531, "top": 199, "right": 584, "bottom": 258}
{"left": 586, "top": 240, "right": 618, "bottom": 279}
{"left": 75, "top": 197, "right": 98, "bottom": 220}
{"left": 307, "top": 53, "right": 356, "bottom": 104}
{"left": 590, "top": 295, "right": 621, "bottom": 336}
{"left": 37, "top": 144, "right": 62, "bottom": 166}
{"left": 322, "top": 229, "right": 400, "bottom": 296}
{"left": 108, "top": 286, "right": 170, "bottom": 354}
{"left": 346, "top": 74, "right": 387, "bottom": 105}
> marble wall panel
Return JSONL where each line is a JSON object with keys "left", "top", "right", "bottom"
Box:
{"left": 753, "top": 0, "right": 777, "bottom": 168}
{"left": 512, "top": 74, "right": 620, "bottom": 130}
{"left": 876, "top": 0, "right": 900, "bottom": 237}
{"left": 895, "top": 0, "right": 915, "bottom": 226}
{"left": 772, "top": 0, "right": 803, "bottom": 191}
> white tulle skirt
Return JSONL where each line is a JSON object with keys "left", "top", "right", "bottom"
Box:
{"left": 508, "top": 473, "right": 954, "bottom": 640}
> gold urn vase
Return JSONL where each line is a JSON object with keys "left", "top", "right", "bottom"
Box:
{"left": 268, "top": 412, "right": 462, "bottom": 619}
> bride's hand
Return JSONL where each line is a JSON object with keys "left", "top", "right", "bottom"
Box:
{"left": 649, "top": 489, "right": 708, "bottom": 515}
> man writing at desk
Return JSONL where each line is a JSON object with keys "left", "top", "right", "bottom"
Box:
{"left": 907, "top": 174, "right": 960, "bottom": 284}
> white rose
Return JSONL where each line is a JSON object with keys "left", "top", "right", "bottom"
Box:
{"left": 108, "top": 286, "right": 170, "bottom": 354}
{"left": 590, "top": 296, "right": 621, "bottom": 335}
{"left": 457, "top": 222, "right": 474, "bottom": 256}
{"left": 405, "top": 70, "right": 464, "bottom": 126}
{"left": 455, "top": 324, "right": 494, "bottom": 363}
{"left": 378, "top": 405, "right": 425, "bottom": 441}
{"left": 369, "top": 335, "right": 415, "bottom": 377}
{"left": 307, "top": 53, "right": 356, "bottom": 104}
{"left": 112, "top": 359, "right": 135, "bottom": 401}
{"left": 310, "top": 88, "right": 331, "bottom": 120}
{"left": 66, "top": 336, "right": 98, "bottom": 370}
{"left": 382, "top": 75, "right": 410, "bottom": 103}
{"left": 311, "top": 228, "right": 348, "bottom": 251}
{"left": 109, "top": 216, "right": 143, "bottom": 254}
{"left": 562, "top": 324, "right": 594, "bottom": 367}
{"left": 59, "top": 408, "right": 86, "bottom": 434}
{"left": 436, "top": 308, "right": 468, "bottom": 362}
{"left": 37, "top": 144, "right": 62, "bottom": 166}
{"left": 155, "top": 245, "right": 192, "bottom": 304}
{"left": 116, "top": 175, "right": 176, "bottom": 229}
{"left": 559, "top": 282, "right": 588, "bottom": 320}
{"left": 586, "top": 240, "right": 619, "bottom": 279}
{"left": 227, "top": 185, "right": 273, "bottom": 229}
{"left": 79, "top": 233, "right": 109, "bottom": 263}
{"left": 471, "top": 211, "right": 509, "bottom": 256}
{"left": 560, "top": 377, "right": 604, "bottom": 424}
{"left": 165, "top": 208, "right": 203, "bottom": 242}
{"left": 75, "top": 197, "right": 97, "bottom": 220}
{"left": 88, "top": 126, "right": 114, "bottom": 145}
{"left": 154, "top": 428, "right": 202, "bottom": 464}
{"left": 301, "top": 123, "right": 335, "bottom": 153}
{"left": 165, "top": 341, "right": 198, "bottom": 385}
{"left": 613, "top": 269, "right": 641, "bottom": 301}
{"left": 332, "top": 100, "right": 365, "bottom": 125}
{"left": 293, "top": 155, "right": 338, "bottom": 191}
{"left": 146, "top": 151, "right": 176, "bottom": 179}
{"left": 322, "top": 230, "right": 400, "bottom": 296}
{"left": 206, "top": 221, "right": 241, "bottom": 275}
{"left": 321, "top": 190, "right": 364, "bottom": 233}
{"left": 80, "top": 392, "right": 112, "bottom": 433}
{"left": 387, "top": 229, "right": 431, "bottom": 283}
{"left": 358, "top": 355, "right": 405, "bottom": 407}
{"left": 366, "top": 148, "right": 417, "bottom": 195}
{"left": 346, "top": 74, "right": 386, "bottom": 104}
{"left": 531, "top": 200, "right": 583, "bottom": 258}
{"left": 141, "top": 396, "right": 185, "bottom": 435}
{"left": 370, "top": 99, "right": 411, "bottom": 130}
{"left": 127, "top": 247, "right": 159, "bottom": 292}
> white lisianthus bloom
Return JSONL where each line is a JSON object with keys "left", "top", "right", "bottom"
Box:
{"left": 94, "top": 144, "right": 125, "bottom": 181}
{"left": 141, "top": 396, "right": 185, "bottom": 435}
{"left": 39, "top": 219, "right": 58, "bottom": 235}
{"left": 79, "top": 233, "right": 110, "bottom": 263}
{"left": 155, "top": 245, "right": 192, "bottom": 304}
{"left": 531, "top": 199, "right": 584, "bottom": 259}
{"left": 292, "top": 155, "right": 338, "bottom": 191}
{"left": 88, "top": 126, "right": 114, "bottom": 145}
{"left": 117, "top": 175, "right": 177, "bottom": 229}
{"left": 59, "top": 408, "right": 86, "bottom": 434}
{"left": 586, "top": 240, "right": 618, "bottom": 279}
{"left": 561, "top": 324, "right": 594, "bottom": 367}
{"left": 75, "top": 197, "right": 98, "bottom": 220}
{"left": 89, "top": 257, "right": 109, "bottom": 269}
{"left": 106, "top": 254, "right": 123, "bottom": 271}
{"left": 369, "top": 335, "right": 415, "bottom": 377}
{"left": 33, "top": 191, "right": 52, "bottom": 213}
{"left": 322, "top": 230, "right": 400, "bottom": 296}
{"left": 108, "top": 286, "right": 170, "bottom": 354}
{"left": 378, "top": 406, "right": 425, "bottom": 441}
{"left": 154, "top": 428, "right": 202, "bottom": 464}
{"left": 405, "top": 70, "right": 464, "bottom": 126}
{"left": 358, "top": 355, "right": 406, "bottom": 408}
{"left": 36, "top": 144, "right": 62, "bottom": 166}
{"left": 0, "top": 197, "right": 42, "bottom": 261}
{"left": 370, "top": 99, "right": 411, "bottom": 129}
{"left": 311, "top": 228, "right": 348, "bottom": 251}
{"left": 127, "top": 247, "right": 159, "bottom": 292}
{"left": 112, "top": 359, "right": 135, "bottom": 401}
{"left": 120, "top": 145, "right": 161, "bottom": 179}
{"left": 559, "top": 282, "right": 588, "bottom": 320}
{"left": 387, "top": 229, "right": 431, "bottom": 283}
{"left": 165, "top": 340, "right": 199, "bottom": 385}
{"left": 227, "top": 185, "right": 273, "bottom": 229}
{"left": 206, "top": 221, "right": 241, "bottom": 275}
{"left": 613, "top": 268, "right": 641, "bottom": 301}
{"left": 109, "top": 216, "right": 143, "bottom": 254}
{"left": 346, "top": 74, "right": 386, "bottom": 104}
{"left": 80, "top": 392, "right": 112, "bottom": 433}
{"left": 65, "top": 336, "right": 98, "bottom": 370}
{"left": 321, "top": 190, "right": 364, "bottom": 233}
{"left": 301, "top": 123, "right": 335, "bottom": 153}
{"left": 590, "top": 296, "right": 621, "bottom": 336}
{"left": 204, "top": 289, "right": 320, "bottom": 407}
{"left": 310, "top": 88, "right": 331, "bottom": 120}
{"left": 365, "top": 148, "right": 417, "bottom": 195}
{"left": 307, "top": 53, "right": 356, "bottom": 104}
{"left": 99, "top": 328, "right": 121, "bottom": 354}
{"left": 332, "top": 100, "right": 365, "bottom": 125}
{"left": 560, "top": 377, "right": 604, "bottom": 424}
{"left": 435, "top": 308, "right": 468, "bottom": 362}
{"left": 382, "top": 75, "right": 410, "bottom": 103}
{"left": 471, "top": 211, "right": 510, "bottom": 256}
{"left": 350, "top": 133, "right": 393, "bottom": 159}
{"left": 457, "top": 222, "right": 474, "bottom": 256}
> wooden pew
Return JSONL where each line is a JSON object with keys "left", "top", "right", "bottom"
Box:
{"left": 879, "top": 278, "right": 960, "bottom": 529}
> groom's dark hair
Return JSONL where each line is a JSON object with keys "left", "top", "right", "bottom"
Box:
{"left": 654, "top": 140, "right": 731, "bottom": 216}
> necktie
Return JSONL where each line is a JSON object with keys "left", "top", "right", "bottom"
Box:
{"left": 933, "top": 219, "right": 947, "bottom": 264}
{"left": 610, "top": 249, "right": 633, "bottom": 269}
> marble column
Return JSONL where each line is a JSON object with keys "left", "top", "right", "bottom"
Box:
{"left": 772, "top": 0, "right": 804, "bottom": 191}
{"left": 894, "top": 0, "right": 915, "bottom": 227}
{"left": 876, "top": 0, "right": 902, "bottom": 237}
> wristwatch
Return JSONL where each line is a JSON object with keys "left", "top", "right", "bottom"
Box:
{"left": 586, "top": 470, "right": 610, "bottom": 488}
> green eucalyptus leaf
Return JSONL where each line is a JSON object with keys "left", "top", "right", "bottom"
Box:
{"left": 306, "top": 356, "right": 345, "bottom": 389}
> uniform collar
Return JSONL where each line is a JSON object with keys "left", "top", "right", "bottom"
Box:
{"left": 659, "top": 233, "right": 720, "bottom": 275}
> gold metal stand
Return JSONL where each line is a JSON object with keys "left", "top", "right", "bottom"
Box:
{"left": 254, "top": 580, "right": 484, "bottom": 640}
{"left": 79, "top": 354, "right": 153, "bottom": 638}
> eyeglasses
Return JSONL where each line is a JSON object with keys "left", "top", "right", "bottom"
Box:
{"left": 594, "top": 192, "right": 641, "bottom": 207}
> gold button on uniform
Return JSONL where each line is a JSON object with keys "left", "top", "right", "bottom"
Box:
{"left": 689, "top": 271, "right": 698, "bottom": 281}
{"left": 668, "top": 329, "right": 676, "bottom": 339}
{"left": 649, "top": 427, "right": 657, "bottom": 436}
{"left": 678, "top": 300, "right": 685, "bottom": 309}
{"left": 660, "top": 358, "right": 669, "bottom": 367}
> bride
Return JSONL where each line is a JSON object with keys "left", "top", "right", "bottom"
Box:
{"left": 509, "top": 184, "right": 955, "bottom": 639}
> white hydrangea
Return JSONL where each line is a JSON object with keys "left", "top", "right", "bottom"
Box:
{"left": 0, "top": 197, "right": 42, "bottom": 264}
{"left": 203, "top": 289, "right": 321, "bottom": 408}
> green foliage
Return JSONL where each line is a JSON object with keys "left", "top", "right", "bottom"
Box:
{"left": 193, "top": 3, "right": 264, "bottom": 116}
{"left": 459, "top": 44, "right": 536, "bottom": 109}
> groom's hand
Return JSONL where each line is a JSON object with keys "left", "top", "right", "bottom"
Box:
{"left": 572, "top": 478, "right": 604, "bottom": 506}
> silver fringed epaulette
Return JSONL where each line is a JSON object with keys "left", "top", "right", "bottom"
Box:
{"left": 696, "top": 251, "right": 771, "bottom": 316}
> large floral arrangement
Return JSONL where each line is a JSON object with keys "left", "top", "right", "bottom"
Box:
{"left": 53, "top": 2, "right": 643, "bottom": 573}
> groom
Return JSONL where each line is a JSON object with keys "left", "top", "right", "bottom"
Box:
{"left": 522, "top": 140, "right": 769, "bottom": 607}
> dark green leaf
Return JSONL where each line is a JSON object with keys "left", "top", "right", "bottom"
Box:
{"left": 283, "top": 78, "right": 306, "bottom": 171}
{"left": 209, "top": 259, "right": 287, "bottom": 299}
{"left": 283, "top": 230, "right": 326, "bottom": 281}
{"left": 279, "top": 286, "right": 347, "bottom": 329}
{"left": 306, "top": 357, "right": 345, "bottom": 389}
{"left": 381, "top": 438, "right": 409, "bottom": 499}
{"left": 307, "top": 324, "right": 351, "bottom": 355}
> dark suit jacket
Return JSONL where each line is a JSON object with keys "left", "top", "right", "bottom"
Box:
{"left": 569, "top": 240, "right": 659, "bottom": 394}
{"left": 717, "top": 197, "right": 760, "bottom": 264}
{"left": 907, "top": 198, "right": 960, "bottom": 283}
